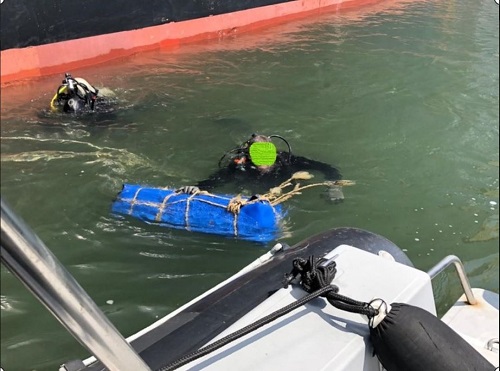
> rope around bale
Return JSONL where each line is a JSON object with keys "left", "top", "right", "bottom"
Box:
{"left": 263, "top": 172, "right": 355, "bottom": 207}
{"left": 224, "top": 172, "right": 355, "bottom": 213}
{"left": 164, "top": 172, "right": 355, "bottom": 216}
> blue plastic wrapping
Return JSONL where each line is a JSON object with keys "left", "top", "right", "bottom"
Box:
{"left": 111, "top": 184, "right": 284, "bottom": 243}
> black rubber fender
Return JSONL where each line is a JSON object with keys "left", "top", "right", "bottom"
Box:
{"left": 370, "top": 303, "right": 494, "bottom": 371}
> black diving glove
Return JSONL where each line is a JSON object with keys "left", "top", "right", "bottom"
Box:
{"left": 176, "top": 186, "right": 200, "bottom": 195}
{"left": 322, "top": 185, "right": 344, "bottom": 204}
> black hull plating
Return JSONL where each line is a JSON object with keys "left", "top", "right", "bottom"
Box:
{"left": 0, "top": 0, "right": 294, "bottom": 51}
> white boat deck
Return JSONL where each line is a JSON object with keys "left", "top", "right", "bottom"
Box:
{"left": 441, "top": 288, "right": 499, "bottom": 368}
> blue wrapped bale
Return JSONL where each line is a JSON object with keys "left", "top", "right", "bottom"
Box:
{"left": 112, "top": 184, "right": 284, "bottom": 243}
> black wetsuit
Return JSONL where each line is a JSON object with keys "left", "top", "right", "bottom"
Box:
{"left": 196, "top": 151, "right": 341, "bottom": 194}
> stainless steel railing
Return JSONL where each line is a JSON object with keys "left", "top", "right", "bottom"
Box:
{"left": 0, "top": 198, "right": 151, "bottom": 371}
{"left": 427, "top": 254, "right": 477, "bottom": 305}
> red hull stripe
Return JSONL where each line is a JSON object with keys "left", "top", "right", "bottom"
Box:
{"left": 0, "top": 0, "right": 391, "bottom": 85}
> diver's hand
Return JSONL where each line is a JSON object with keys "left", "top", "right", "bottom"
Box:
{"left": 176, "top": 186, "right": 200, "bottom": 195}
{"left": 323, "top": 185, "right": 344, "bottom": 204}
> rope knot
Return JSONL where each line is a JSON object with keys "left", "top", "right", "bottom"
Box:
{"left": 283, "top": 256, "right": 338, "bottom": 295}
{"left": 283, "top": 254, "right": 379, "bottom": 318}
{"left": 227, "top": 195, "right": 246, "bottom": 214}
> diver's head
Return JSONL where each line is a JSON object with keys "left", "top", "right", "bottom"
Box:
{"left": 245, "top": 134, "right": 277, "bottom": 173}
{"left": 224, "top": 133, "right": 277, "bottom": 173}
{"left": 247, "top": 133, "right": 271, "bottom": 143}
{"left": 218, "top": 133, "right": 292, "bottom": 172}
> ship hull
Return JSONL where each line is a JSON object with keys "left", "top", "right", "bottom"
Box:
{"left": 1, "top": 0, "right": 381, "bottom": 84}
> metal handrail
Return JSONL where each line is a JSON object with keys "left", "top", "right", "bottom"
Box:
{"left": 427, "top": 255, "right": 476, "bottom": 305}
{"left": 0, "top": 198, "right": 151, "bottom": 371}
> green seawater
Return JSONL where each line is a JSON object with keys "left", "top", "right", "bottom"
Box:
{"left": 1, "top": 0, "right": 498, "bottom": 369}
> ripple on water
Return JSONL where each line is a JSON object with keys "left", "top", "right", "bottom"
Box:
{"left": 0, "top": 295, "right": 24, "bottom": 314}
{"left": 148, "top": 272, "right": 217, "bottom": 280}
{"left": 138, "top": 251, "right": 199, "bottom": 259}
{"left": 5, "top": 338, "right": 44, "bottom": 350}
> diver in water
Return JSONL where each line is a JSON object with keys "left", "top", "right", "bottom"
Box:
{"left": 50, "top": 73, "right": 114, "bottom": 114}
{"left": 181, "top": 133, "right": 345, "bottom": 202}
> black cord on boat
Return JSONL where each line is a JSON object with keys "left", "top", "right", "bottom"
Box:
{"left": 284, "top": 256, "right": 378, "bottom": 317}
{"left": 156, "top": 255, "right": 378, "bottom": 371}
{"left": 156, "top": 285, "right": 336, "bottom": 371}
